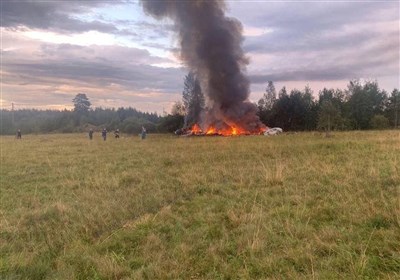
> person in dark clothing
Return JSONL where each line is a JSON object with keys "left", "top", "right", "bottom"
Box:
{"left": 114, "top": 129, "right": 120, "bottom": 139}
{"left": 141, "top": 126, "right": 147, "bottom": 140}
{"left": 102, "top": 128, "right": 107, "bottom": 141}
{"left": 88, "top": 129, "right": 94, "bottom": 140}
{"left": 16, "top": 129, "right": 22, "bottom": 139}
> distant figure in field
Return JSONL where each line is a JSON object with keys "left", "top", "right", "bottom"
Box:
{"left": 141, "top": 126, "right": 147, "bottom": 140}
{"left": 88, "top": 129, "right": 94, "bottom": 140}
{"left": 114, "top": 129, "right": 120, "bottom": 139}
{"left": 102, "top": 128, "right": 107, "bottom": 141}
{"left": 16, "top": 129, "right": 22, "bottom": 139}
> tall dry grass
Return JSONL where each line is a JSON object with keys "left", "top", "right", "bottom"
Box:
{"left": 0, "top": 131, "right": 399, "bottom": 279}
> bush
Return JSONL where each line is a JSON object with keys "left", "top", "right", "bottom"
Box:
{"left": 157, "top": 114, "right": 184, "bottom": 133}
{"left": 370, "top": 115, "right": 389, "bottom": 130}
{"left": 121, "top": 117, "right": 156, "bottom": 134}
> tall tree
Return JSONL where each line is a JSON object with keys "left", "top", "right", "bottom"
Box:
{"left": 346, "top": 80, "right": 387, "bottom": 129}
{"left": 258, "top": 81, "right": 276, "bottom": 126}
{"left": 72, "top": 93, "right": 91, "bottom": 115}
{"left": 270, "top": 86, "right": 315, "bottom": 131}
{"left": 318, "top": 100, "right": 342, "bottom": 136}
{"left": 182, "top": 72, "right": 205, "bottom": 127}
{"left": 287, "top": 88, "right": 314, "bottom": 130}
{"left": 260, "top": 81, "right": 276, "bottom": 110}
{"left": 279, "top": 86, "right": 288, "bottom": 99}
{"left": 387, "top": 89, "right": 400, "bottom": 128}
{"left": 270, "top": 87, "right": 290, "bottom": 129}
{"left": 302, "top": 85, "right": 317, "bottom": 130}
{"left": 318, "top": 88, "right": 348, "bottom": 130}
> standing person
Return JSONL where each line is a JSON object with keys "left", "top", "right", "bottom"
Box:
{"left": 16, "top": 129, "right": 22, "bottom": 139}
{"left": 88, "top": 129, "right": 94, "bottom": 140}
{"left": 114, "top": 129, "right": 120, "bottom": 139}
{"left": 102, "top": 128, "right": 107, "bottom": 141}
{"left": 141, "top": 126, "right": 147, "bottom": 140}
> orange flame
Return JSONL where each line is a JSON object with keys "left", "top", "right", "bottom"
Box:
{"left": 231, "top": 127, "right": 238, "bottom": 135}
{"left": 206, "top": 126, "right": 216, "bottom": 135}
{"left": 189, "top": 123, "right": 266, "bottom": 136}
{"left": 191, "top": 124, "right": 202, "bottom": 134}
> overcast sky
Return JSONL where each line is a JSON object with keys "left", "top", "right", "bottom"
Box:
{"left": 1, "top": 0, "right": 399, "bottom": 113}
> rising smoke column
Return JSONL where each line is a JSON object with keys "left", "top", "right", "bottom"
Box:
{"left": 140, "top": 0, "right": 265, "bottom": 132}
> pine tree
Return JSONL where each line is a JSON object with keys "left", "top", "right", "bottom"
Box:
{"left": 257, "top": 81, "right": 276, "bottom": 126}
{"left": 182, "top": 72, "right": 205, "bottom": 127}
{"left": 72, "top": 93, "right": 91, "bottom": 115}
{"left": 387, "top": 89, "right": 399, "bottom": 128}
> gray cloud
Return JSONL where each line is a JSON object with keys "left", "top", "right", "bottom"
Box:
{"left": 226, "top": 1, "right": 399, "bottom": 87}
{"left": 250, "top": 45, "right": 398, "bottom": 83}
{"left": 2, "top": 0, "right": 128, "bottom": 34}
{"left": 1, "top": 34, "right": 186, "bottom": 112}
{"left": 250, "top": 68, "right": 354, "bottom": 83}
{"left": 244, "top": 28, "right": 376, "bottom": 54}
{"left": 3, "top": 42, "right": 184, "bottom": 94}
{"left": 2, "top": 0, "right": 172, "bottom": 41}
{"left": 229, "top": 2, "right": 398, "bottom": 31}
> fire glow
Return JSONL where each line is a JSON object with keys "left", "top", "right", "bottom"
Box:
{"left": 187, "top": 123, "right": 266, "bottom": 136}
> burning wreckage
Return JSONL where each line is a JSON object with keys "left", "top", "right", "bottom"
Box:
{"left": 175, "top": 124, "right": 266, "bottom": 136}
{"left": 140, "top": 0, "right": 269, "bottom": 137}
{"left": 175, "top": 125, "right": 283, "bottom": 137}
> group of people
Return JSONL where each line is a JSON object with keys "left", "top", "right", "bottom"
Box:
{"left": 13, "top": 127, "right": 147, "bottom": 140}
{"left": 89, "top": 126, "right": 147, "bottom": 140}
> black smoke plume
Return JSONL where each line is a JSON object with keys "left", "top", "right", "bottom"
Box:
{"left": 140, "top": 0, "right": 266, "bottom": 132}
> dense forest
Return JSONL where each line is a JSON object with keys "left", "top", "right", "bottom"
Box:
{"left": 0, "top": 106, "right": 162, "bottom": 135}
{"left": 1, "top": 79, "right": 399, "bottom": 135}
{"left": 257, "top": 80, "right": 399, "bottom": 132}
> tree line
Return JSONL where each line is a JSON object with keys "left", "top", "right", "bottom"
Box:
{"left": 0, "top": 94, "right": 163, "bottom": 135}
{"left": 256, "top": 80, "right": 399, "bottom": 132}
{"left": 169, "top": 76, "right": 399, "bottom": 133}
{"left": 1, "top": 78, "right": 398, "bottom": 135}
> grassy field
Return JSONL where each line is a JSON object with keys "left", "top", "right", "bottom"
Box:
{"left": 0, "top": 131, "right": 399, "bottom": 279}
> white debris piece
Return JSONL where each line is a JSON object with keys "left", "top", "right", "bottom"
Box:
{"left": 264, "top": 127, "right": 283, "bottom": 136}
